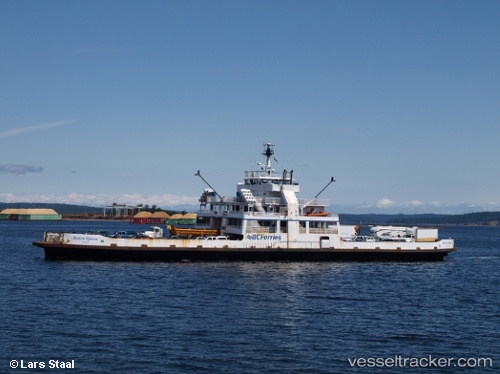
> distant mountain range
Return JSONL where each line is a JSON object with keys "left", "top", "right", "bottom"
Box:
{"left": 1, "top": 202, "right": 499, "bottom": 226}
{"left": 340, "top": 212, "right": 500, "bottom": 226}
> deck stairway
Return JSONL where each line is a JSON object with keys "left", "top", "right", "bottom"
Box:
{"left": 240, "top": 189, "right": 265, "bottom": 213}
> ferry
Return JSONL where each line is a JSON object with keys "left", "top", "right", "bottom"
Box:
{"left": 33, "top": 143, "right": 456, "bottom": 262}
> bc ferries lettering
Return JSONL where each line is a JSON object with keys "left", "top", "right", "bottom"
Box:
{"left": 246, "top": 234, "right": 282, "bottom": 241}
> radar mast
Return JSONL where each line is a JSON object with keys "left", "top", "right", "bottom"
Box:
{"left": 262, "top": 143, "right": 275, "bottom": 176}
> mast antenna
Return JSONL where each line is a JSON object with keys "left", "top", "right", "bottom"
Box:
{"left": 262, "top": 142, "right": 275, "bottom": 176}
{"left": 195, "top": 170, "right": 223, "bottom": 201}
{"left": 302, "top": 177, "right": 336, "bottom": 209}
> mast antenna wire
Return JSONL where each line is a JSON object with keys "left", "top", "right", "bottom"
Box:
{"left": 302, "top": 176, "right": 336, "bottom": 209}
{"left": 195, "top": 170, "right": 223, "bottom": 201}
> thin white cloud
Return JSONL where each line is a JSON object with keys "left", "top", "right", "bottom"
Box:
{"left": 410, "top": 200, "right": 424, "bottom": 207}
{"left": 376, "top": 198, "right": 395, "bottom": 208}
{"left": 0, "top": 120, "right": 76, "bottom": 138}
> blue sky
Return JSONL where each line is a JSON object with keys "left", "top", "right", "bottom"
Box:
{"left": 1, "top": 0, "right": 499, "bottom": 213}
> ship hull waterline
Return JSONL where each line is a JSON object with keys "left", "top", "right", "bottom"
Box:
{"left": 33, "top": 242, "right": 455, "bottom": 262}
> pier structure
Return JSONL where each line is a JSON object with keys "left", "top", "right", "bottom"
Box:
{"left": 101, "top": 203, "right": 139, "bottom": 217}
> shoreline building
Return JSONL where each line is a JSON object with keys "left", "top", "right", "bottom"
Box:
{"left": 166, "top": 213, "right": 196, "bottom": 226}
{"left": 0, "top": 209, "right": 62, "bottom": 221}
{"left": 129, "top": 211, "right": 153, "bottom": 224}
{"left": 129, "top": 211, "right": 170, "bottom": 224}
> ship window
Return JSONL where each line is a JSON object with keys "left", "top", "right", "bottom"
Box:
{"left": 228, "top": 218, "right": 241, "bottom": 227}
{"left": 310, "top": 221, "right": 327, "bottom": 229}
{"left": 197, "top": 217, "right": 211, "bottom": 226}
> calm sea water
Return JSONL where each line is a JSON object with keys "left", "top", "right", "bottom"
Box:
{"left": 1, "top": 221, "right": 498, "bottom": 373}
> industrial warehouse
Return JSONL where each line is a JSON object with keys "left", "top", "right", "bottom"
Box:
{"left": 0, "top": 208, "right": 62, "bottom": 221}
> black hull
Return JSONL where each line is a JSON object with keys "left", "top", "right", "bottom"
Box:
{"left": 34, "top": 242, "right": 452, "bottom": 262}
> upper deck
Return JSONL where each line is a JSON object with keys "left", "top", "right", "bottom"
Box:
{"left": 198, "top": 143, "right": 330, "bottom": 213}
